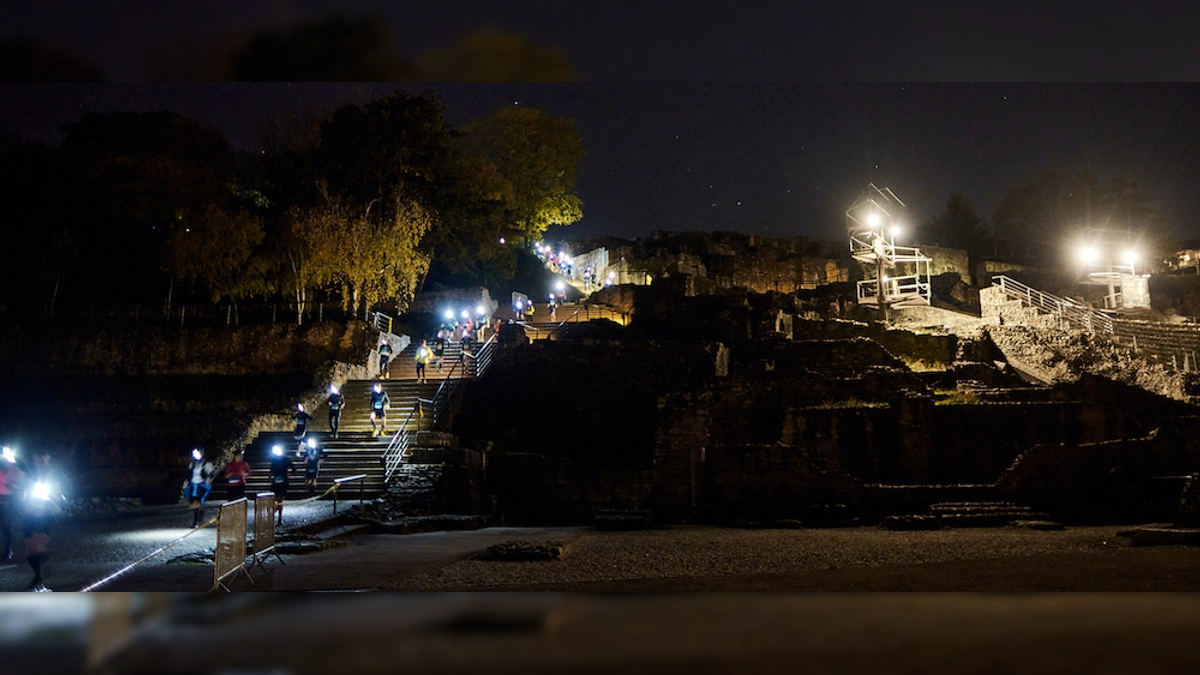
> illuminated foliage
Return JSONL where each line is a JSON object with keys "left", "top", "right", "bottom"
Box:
{"left": 459, "top": 106, "right": 585, "bottom": 244}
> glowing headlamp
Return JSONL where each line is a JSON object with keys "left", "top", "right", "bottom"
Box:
{"left": 31, "top": 481, "right": 52, "bottom": 501}
{"left": 272, "top": 445, "right": 283, "bottom": 457}
{"left": 307, "top": 438, "right": 316, "bottom": 449}
{"left": 191, "top": 448, "right": 202, "bottom": 461}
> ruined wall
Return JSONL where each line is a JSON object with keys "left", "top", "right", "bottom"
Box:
{"left": 455, "top": 337, "right": 726, "bottom": 474}
{"left": 790, "top": 318, "right": 958, "bottom": 369}
{"left": 920, "top": 244, "right": 972, "bottom": 282}
{"left": 485, "top": 453, "right": 655, "bottom": 524}
{"left": 995, "top": 417, "right": 1200, "bottom": 524}
{"left": 0, "top": 321, "right": 373, "bottom": 377}
{"left": 0, "top": 320, "right": 376, "bottom": 501}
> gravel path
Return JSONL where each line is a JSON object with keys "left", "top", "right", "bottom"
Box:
{"left": 385, "top": 524, "right": 1141, "bottom": 591}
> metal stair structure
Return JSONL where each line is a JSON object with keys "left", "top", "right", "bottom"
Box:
{"left": 846, "top": 184, "right": 932, "bottom": 310}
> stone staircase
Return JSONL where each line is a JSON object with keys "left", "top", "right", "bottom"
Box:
{"left": 210, "top": 378, "right": 441, "bottom": 502}
{"left": 881, "top": 500, "right": 1059, "bottom": 530}
{"left": 518, "top": 302, "right": 629, "bottom": 340}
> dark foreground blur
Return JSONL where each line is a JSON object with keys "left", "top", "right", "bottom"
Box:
{"left": 7, "top": 593, "right": 1200, "bottom": 674}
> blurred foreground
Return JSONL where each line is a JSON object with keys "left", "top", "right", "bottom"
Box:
{"left": 7, "top": 593, "right": 1200, "bottom": 674}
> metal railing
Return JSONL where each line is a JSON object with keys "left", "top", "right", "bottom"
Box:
{"left": 856, "top": 274, "right": 932, "bottom": 306}
{"left": 380, "top": 334, "right": 499, "bottom": 482}
{"left": 470, "top": 332, "right": 499, "bottom": 379}
{"left": 372, "top": 311, "right": 394, "bottom": 334}
{"left": 331, "top": 474, "right": 368, "bottom": 514}
{"left": 992, "top": 275, "right": 1113, "bottom": 334}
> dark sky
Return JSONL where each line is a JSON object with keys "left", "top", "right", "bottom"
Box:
{"left": 4, "top": 82, "right": 1200, "bottom": 244}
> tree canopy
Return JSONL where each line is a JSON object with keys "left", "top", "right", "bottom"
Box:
{"left": 992, "top": 169, "right": 1173, "bottom": 266}
{"left": 0, "top": 89, "right": 586, "bottom": 321}
{"left": 919, "top": 193, "right": 991, "bottom": 254}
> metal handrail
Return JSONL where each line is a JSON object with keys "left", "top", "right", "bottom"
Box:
{"left": 381, "top": 403, "right": 421, "bottom": 482}
{"left": 470, "top": 333, "right": 498, "bottom": 379}
{"left": 380, "top": 351, "right": 469, "bottom": 481}
{"left": 992, "top": 275, "right": 1113, "bottom": 334}
{"left": 332, "top": 473, "right": 368, "bottom": 514}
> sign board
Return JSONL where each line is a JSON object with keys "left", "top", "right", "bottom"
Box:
{"left": 1121, "top": 276, "right": 1151, "bottom": 309}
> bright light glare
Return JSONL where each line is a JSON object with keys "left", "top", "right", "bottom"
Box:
{"left": 2, "top": 446, "right": 13, "bottom": 463}
{"left": 32, "top": 482, "right": 51, "bottom": 501}
{"left": 556, "top": 281, "right": 565, "bottom": 290}
{"left": 1124, "top": 249, "right": 1138, "bottom": 265}
{"left": 443, "top": 309, "right": 454, "bottom": 320}
{"left": 307, "top": 438, "right": 316, "bottom": 448}
{"left": 192, "top": 448, "right": 202, "bottom": 460}
{"left": 891, "top": 226, "right": 902, "bottom": 238}
{"left": 460, "top": 310, "right": 469, "bottom": 319}
{"left": 867, "top": 213, "right": 881, "bottom": 228}
{"left": 272, "top": 445, "right": 283, "bottom": 456}
{"left": 1080, "top": 247, "right": 1098, "bottom": 265}
{"left": 476, "top": 305, "right": 486, "bottom": 315}
{"left": 499, "top": 238, "right": 505, "bottom": 245}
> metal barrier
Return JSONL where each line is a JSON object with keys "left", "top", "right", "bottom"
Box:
{"left": 251, "top": 493, "right": 284, "bottom": 571}
{"left": 332, "top": 474, "right": 368, "bottom": 514}
{"left": 212, "top": 498, "right": 253, "bottom": 591}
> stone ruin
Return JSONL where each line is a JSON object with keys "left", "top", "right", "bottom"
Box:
{"left": 447, "top": 276, "right": 1200, "bottom": 528}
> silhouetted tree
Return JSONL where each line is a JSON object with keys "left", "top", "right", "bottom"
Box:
{"left": 920, "top": 193, "right": 991, "bottom": 254}
{"left": 993, "top": 169, "right": 1173, "bottom": 266}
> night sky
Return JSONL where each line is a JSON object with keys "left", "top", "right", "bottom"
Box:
{"left": 4, "top": 82, "right": 1200, "bottom": 244}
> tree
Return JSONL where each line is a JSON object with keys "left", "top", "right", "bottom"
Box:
{"left": 920, "top": 193, "right": 991, "bottom": 254}
{"left": 163, "top": 204, "right": 267, "bottom": 305}
{"left": 57, "top": 111, "right": 237, "bottom": 304}
{"left": 992, "top": 169, "right": 1173, "bottom": 266}
{"left": 458, "top": 106, "right": 585, "bottom": 245}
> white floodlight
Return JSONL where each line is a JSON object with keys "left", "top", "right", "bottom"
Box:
{"left": 867, "top": 213, "right": 881, "bottom": 228}
{"left": 443, "top": 309, "right": 454, "bottom": 320}
{"left": 1124, "top": 249, "right": 1138, "bottom": 265}
{"left": 476, "top": 305, "right": 486, "bottom": 316}
{"left": 1080, "top": 246, "right": 1098, "bottom": 265}
{"left": 272, "top": 445, "right": 283, "bottom": 456}
{"left": 555, "top": 281, "right": 565, "bottom": 291}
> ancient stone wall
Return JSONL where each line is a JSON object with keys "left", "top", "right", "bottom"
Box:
{"left": 0, "top": 320, "right": 373, "bottom": 377}
{"left": 455, "top": 337, "right": 726, "bottom": 474}
{"left": 790, "top": 318, "right": 958, "bottom": 369}
{"left": 0, "top": 321, "right": 376, "bottom": 501}
{"left": 920, "top": 244, "right": 972, "bottom": 283}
